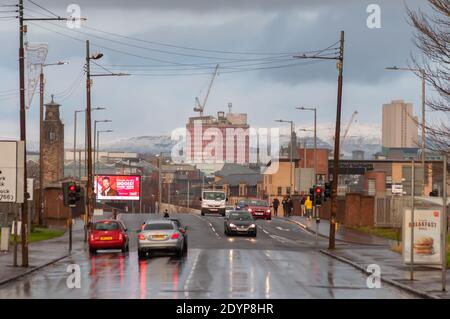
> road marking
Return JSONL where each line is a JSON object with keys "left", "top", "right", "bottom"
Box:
{"left": 276, "top": 226, "right": 290, "bottom": 231}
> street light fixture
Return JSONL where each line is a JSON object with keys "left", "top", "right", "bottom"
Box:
{"left": 94, "top": 119, "right": 112, "bottom": 176}
{"left": 37, "top": 60, "right": 68, "bottom": 227}
{"left": 385, "top": 66, "right": 426, "bottom": 194}
{"left": 296, "top": 107, "right": 317, "bottom": 185}
{"left": 275, "top": 119, "right": 295, "bottom": 196}
{"left": 85, "top": 40, "right": 130, "bottom": 236}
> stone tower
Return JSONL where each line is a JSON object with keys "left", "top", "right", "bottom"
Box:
{"left": 42, "top": 95, "right": 64, "bottom": 185}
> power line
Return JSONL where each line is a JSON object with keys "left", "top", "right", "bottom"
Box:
{"left": 25, "top": 0, "right": 60, "bottom": 18}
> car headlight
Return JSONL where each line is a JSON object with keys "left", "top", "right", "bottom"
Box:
{"left": 250, "top": 224, "right": 256, "bottom": 228}
{"left": 229, "top": 223, "right": 236, "bottom": 228}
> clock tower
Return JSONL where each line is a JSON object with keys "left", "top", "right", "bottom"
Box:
{"left": 42, "top": 95, "right": 65, "bottom": 185}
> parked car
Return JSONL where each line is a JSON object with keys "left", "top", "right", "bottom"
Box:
{"left": 246, "top": 199, "right": 271, "bottom": 220}
{"left": 137, "top": 219, "right": 187, "bottom": 259}
{"left": 224, "top": 210, "right": 257, "bottom": 237}
{"left": 88, "top": 220, "right": 129, "bottom": 254}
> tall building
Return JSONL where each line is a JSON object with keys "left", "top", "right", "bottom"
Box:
{"left": 382, "top": 100, "right": 418, "bottom": 148}
{"left": 42, "top": 95, "right": 65, "bottom": 185}
{"left": 185, "top": 109, "right": 249, "bottom": 173}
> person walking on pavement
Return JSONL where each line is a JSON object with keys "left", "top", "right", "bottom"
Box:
{"left": 300, "top": 192, "right": 306, "bottom": 216}
{"left": 272, "top": 198, "right": 280, "bottom": 216}
{"left": 305, "top": 196, "right": 313, "bottom": 220}
{"left": 286, "top": 196, "right": 293, "bottom": 217}
{"left": 282, "top": 196, "right": 288, "bottom": 217}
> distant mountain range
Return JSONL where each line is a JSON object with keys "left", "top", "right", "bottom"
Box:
{"left": 25, "top": 122, "right": 383, "bottom": 159}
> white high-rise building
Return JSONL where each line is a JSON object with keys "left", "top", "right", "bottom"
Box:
{"left": 382, "top": 100, "right": 418, "bottom": 148}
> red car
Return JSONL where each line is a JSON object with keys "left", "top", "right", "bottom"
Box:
{"left": 89, "top": 220, "right": 129, "bottom": 254}
{"left": 246, "top": 199, "right": 271, "bottom": 220}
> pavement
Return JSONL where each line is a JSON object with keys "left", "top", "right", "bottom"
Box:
{"left": 0, "top": 211, "right": 417, "bottom": 299}
{"left": 280, "top": 215, "right": 450, "bottom": 299}
{"left": 0, "top": 219, "right": 85, "bottom": 286}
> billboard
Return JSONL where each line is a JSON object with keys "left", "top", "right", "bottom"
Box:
{"left": 403, "top": 208, "right": 442, "bottom": 266}
{"left": 95, "top": 175, "right": 141, "bottom": 201}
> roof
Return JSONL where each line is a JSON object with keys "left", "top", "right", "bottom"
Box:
{"left": 214, "top": 173, "right": 262, "bottom": 186}
{"left": 215, "top": 163, "right": 260, "bottom": 177}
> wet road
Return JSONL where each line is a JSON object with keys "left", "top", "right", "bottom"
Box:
{"left": 0, "top": 213, "right": 417, "bottom": 299}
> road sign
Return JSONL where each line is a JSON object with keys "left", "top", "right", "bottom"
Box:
{"left": 0, "top": 141, "right": 25, "bottom": 203}
{"left": 392, "top": 183, "right": 403, "bottom": 195}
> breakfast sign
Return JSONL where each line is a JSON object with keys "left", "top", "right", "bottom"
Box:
{"left": 403, "top": 208, "right": 442, "bottom": 266}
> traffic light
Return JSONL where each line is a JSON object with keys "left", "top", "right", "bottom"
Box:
{"left": 63, "top": 182, "right": 80, "bottom": 207}
{"left": 324, "top": 182, "right": 332, "bottom": 201}
{"left": 309, "top": 187, "right": 314, "bottom": 199}
{"left": 314, "top": 186, "right": 322, "bottom": 206}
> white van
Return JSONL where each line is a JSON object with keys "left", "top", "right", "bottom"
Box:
{"left": 200, "top": 190, "right": 227, "bottom": 216}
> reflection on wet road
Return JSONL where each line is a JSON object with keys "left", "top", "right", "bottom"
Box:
{"left": 0, "top": 213, "right": 416, "bottom": 299}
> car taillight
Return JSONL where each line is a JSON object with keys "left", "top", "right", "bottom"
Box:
{"left": 138, "top": 234, "right": 145, "bottom": 240}
{"left": 119, "top": 233, "right": 123, "bottom": 241}
{"left": 89, "top": 233, "right": 94, "bottom": 241}
{"left": 171, "top": 233, "right": 180, "bottom": 239}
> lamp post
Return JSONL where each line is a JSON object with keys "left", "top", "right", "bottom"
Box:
{"left": 386, "top": 66, "right": 426, "bottom": 193}
{"left": 93, "top": 119, "right": 112, "bottom": 176}
{"left": 73, "top": 107, "right": 106, "bottom": 180}
{"left": 275, "top": 119, "right": 295, "bottom": 195}
{"left": 296, "top": 107, "right": 317, "bottom": 185}
{"left": 37, "top": 61, "right": 68, "bottom": 226}
{"left": 85, "top": 40, "right": 129, "bottom": 235}
{"left": 96, "top": 129, "right": 113, "bottom": 168}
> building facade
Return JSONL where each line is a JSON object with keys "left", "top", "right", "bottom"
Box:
{"left": 42, "top": 96, "right": 64, "bottom": 185}
{"left": 382, "top": 100, "right": 418, "bottom": 148}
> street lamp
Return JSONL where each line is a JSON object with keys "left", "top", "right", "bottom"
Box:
{"left": 94, "top": 119, "right": 112, "bottom": 176}
{"left": 37, "top": 60, "right": 68, "bottom": 226}
{"left": 386, "top": 66, "right": 426, "bottom": 193}
{"left": 85, "top": 39, "right": 130, "bottom": 234}
{"left": 275, "top": 119, "right": 295, "bottom": 195}
{"left": 296, "top": 107, "right": 317, "bottom": 185}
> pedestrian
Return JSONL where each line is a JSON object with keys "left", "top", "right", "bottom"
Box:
{"left": 272, "top": 198, "right": 280, "bottom": 216}
{"left": 163, "top": 209, "right": 169, "bottom": 218}
{"left": 305, "top": 196, "right": 313, "bottom": 220}
{"left": 282, "top": 196, "right": 288, "bottom": 217}
{"left": 286, "top": 196, "right": 293, "bottom": 217}
{"left": 300, "top": 192, "right": 306, "bottom": 216}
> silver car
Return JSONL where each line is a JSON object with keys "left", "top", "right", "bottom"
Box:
{"left": 137, "top": 219, "right": 186, "bottom": 259}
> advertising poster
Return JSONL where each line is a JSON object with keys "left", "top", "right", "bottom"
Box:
{"left": 403, "top": 208, "right": 442, "bottom": 266}
{"left": 95, "top": 175, "right": 141, "bottom": 201}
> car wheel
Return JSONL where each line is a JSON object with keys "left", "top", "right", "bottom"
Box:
{"left": 201, "top": 212, "right": 205, "bottom": 216}
{"left": 182, "top": 242, "right": 188, "bottom": 256}
{"left": 138, "top": 250, "right": 146, "bottom": 259}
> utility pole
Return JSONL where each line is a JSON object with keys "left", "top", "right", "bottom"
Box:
{"left": 442, "top": 154, "right": 447, "bottom": 291}
{"left": 18, "top": 0, "right": 29, "bottom": 267}
{"left": 293, "top": 32, "right": 345, "bottom": 248}
{"left": 85, "top": 40, "right": 93, "bottom": 238}
{"left": 328, "top": 31, "right": 345, "bottom": 249}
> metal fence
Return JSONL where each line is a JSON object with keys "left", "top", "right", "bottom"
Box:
{"left": 374, "top": 196, "right": 411, "bottom": 228}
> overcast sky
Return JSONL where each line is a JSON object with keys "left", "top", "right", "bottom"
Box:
{"left": 0, "top": 0, "right": 435, "bottom": 142}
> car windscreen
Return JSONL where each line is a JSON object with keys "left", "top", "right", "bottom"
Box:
{"left": 144, "top": 223, "right": 174, "bottom": 231}
{"left": 229, "top": 212, "right": 252, "bottom": 221}
{"left": 203, "top": 192, "right": 225, "bottom": 200}
{"left": 249, "top": 200, "right": 268, "bottom": 206}
{"left": 94, "top": 222, "right": 119, "bottom": 231}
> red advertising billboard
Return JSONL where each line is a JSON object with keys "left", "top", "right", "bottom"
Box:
{"left": 95, "top": 175, "right": 141, "bottom": 201}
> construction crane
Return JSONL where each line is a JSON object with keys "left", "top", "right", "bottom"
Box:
{"left": 331, "top": 110, "right": 358, "bottom": 151}
{"left": 340, "top": 110, "right": 358, "bottom": 150}
{"left": 193, "top": 64, "right": 219, "bottom": 116}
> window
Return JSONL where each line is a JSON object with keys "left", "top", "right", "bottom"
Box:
{"left": 368, "top": 179, "right": 376, "bottom": 196}
{"left": 277, "top": 187, "right": 282, "bottom": 196}
{"left": 286, "top": 187, "right": 291, "bottom": 195}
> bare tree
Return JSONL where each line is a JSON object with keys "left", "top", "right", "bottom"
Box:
{"left": 408, "top": 0, "right": 450, "bottom": 152}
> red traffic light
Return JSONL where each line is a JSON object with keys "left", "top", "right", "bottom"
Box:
{"left": 69, "top": 185, "right": 76, "bottom": 192}
{"left": 315, "top": 187, "right": 321, "bottom": 193}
